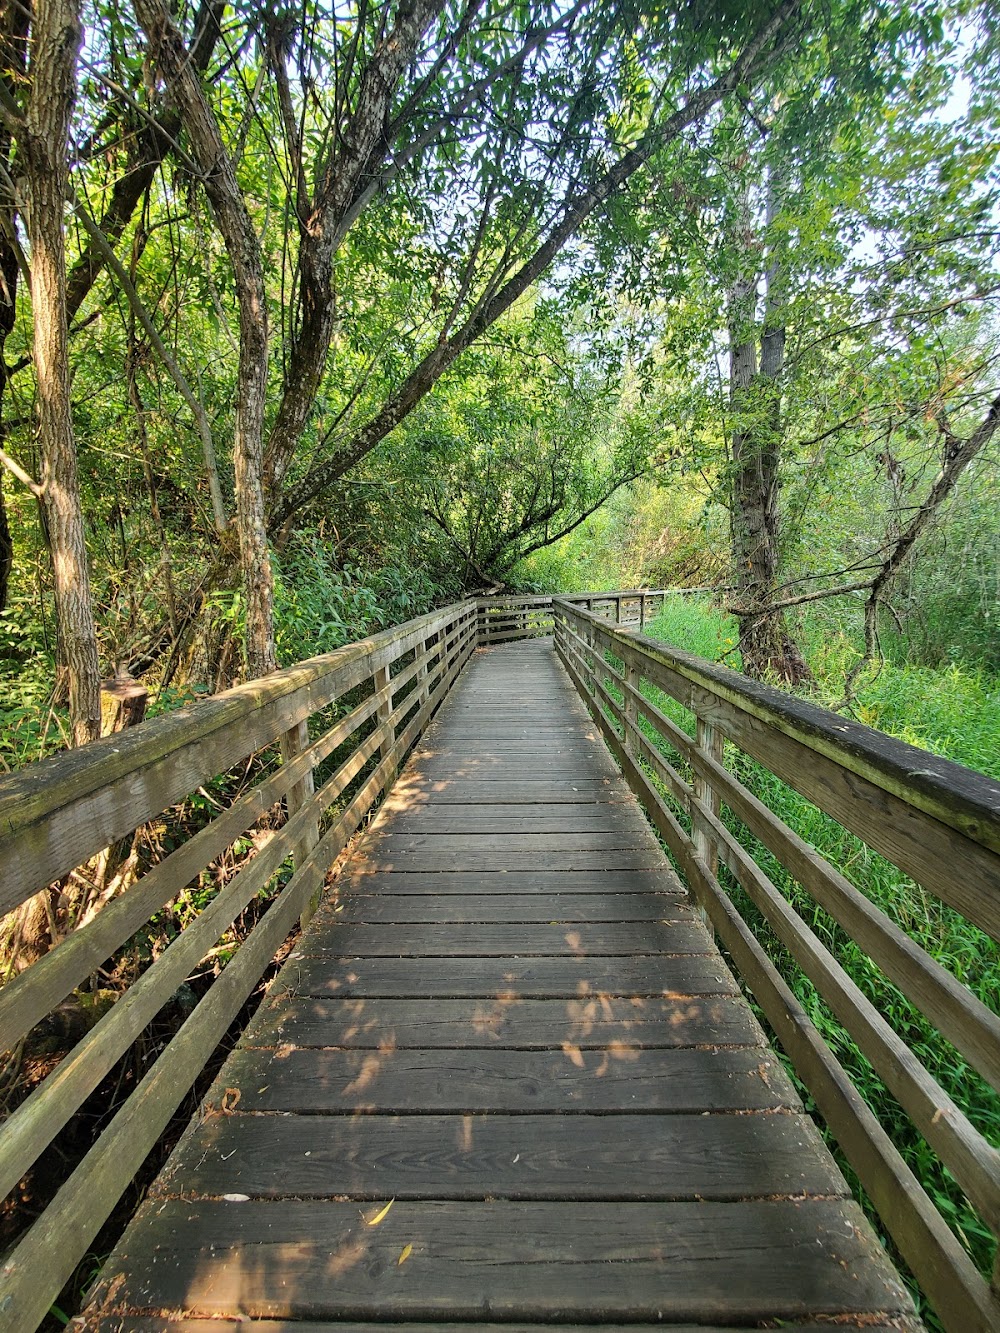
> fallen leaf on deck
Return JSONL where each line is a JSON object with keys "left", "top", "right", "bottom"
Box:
{"left": 397, "top": 1243, "right": 413, "bottom": 1266}
{"left": 365, "top": 1198, "right": 396, "bottom": 1227}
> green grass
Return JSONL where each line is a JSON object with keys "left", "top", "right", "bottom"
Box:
{"left": 627, "top": 594, "right": 1000, "bottom": 1327}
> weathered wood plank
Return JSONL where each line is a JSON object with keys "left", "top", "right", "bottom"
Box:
{"left": 0, "top": 789, "right": 331, "bottom": 1333}
{"left": 87, "top": 1198, "right": 911, "bottom": 1324}
{"left": 71, "top": 631, "right": 918, "bottom": 1333}
{"left": 405, "top": 760, "right": 620, "bottom": 781}
{"left": 372, "top": 805, "right": 653, "bottom": 835}
{"left": 332, "top": 869, "right": 685, "bottom": 895}
{"left": 411, "top": 739, "right": 609, "bottom": 755}
{"left": 0, "top": 613, "right": 479, "bottom": 1333}
{"left": 315, "top": 891, "right": 692, "bottom": 923}
{"left": 219, "top": 1046, "right": 796, "bottom": 1112}
{"left": 289, "top": 921, "right": 714, "bottom": 956}
{"left": 674, "top": 720, "right": 1000, "bottom": 1095}
{"left": 382, "top": 778, "right": 623, "bottom": 803}
{"left": 409, "top": 746, "right": 619, "bottom": 767}
{"left": 558, "top": 625, "right": 990, "bottom": 1333}
{"left": 352, "top": 849, "right": 668, "bottom": 872}
{"left": 275, "top": 952, "right": 740, "bottom": 998}
{"left": 150, "top": 1112, "right": 848, "bottom": 1201}
{"left": 426, "top": 722, "right": 599, "bottom": 737}
{"left": 241, "top": 994, "right": 763, "bottom": 1050}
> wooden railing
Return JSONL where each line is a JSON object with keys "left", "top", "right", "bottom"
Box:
{"left": 7, "top": 583, "right": 993, "bottom": 1332}
{"left": 478, "top": 588, "right": 675, "bottom": 643}
{"left": 0, "top": 600, "right": 477, "bottom": 1331}
{"left": 552, "top": 597, "right": 1000, "bottom": 1333}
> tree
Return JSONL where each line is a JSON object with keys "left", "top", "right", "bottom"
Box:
{"left": 108, "top": 0, "right": 803, "bottom": 677}
{"left": 581, "top": 8, "right": 1000, "bottom": 680}
{"left": 398, "top": 320, "right": 656, "bottom": 586}
{"left": 3, "top": 0, "right": 102, "bottom": 745}
{"left": 0, "top": 0, "right": 28, "bottom": 615}
{"left": 724, "top": 155, "right": 811, "bottom": 680}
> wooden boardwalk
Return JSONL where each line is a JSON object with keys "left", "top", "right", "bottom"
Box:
{"left": 82, "top": 640, "right": 916, "bottom": 1331}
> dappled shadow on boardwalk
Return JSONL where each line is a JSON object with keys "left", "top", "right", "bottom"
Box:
{"left": 81, "top": 640, "right": 916, "bottom": 1331}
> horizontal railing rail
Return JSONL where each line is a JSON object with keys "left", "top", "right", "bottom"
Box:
{"left": 477, "top": 587, "right": 685, "bottom": 643}
{"left": 9, "top": 581, "right": 983, "bottom": 1331}
{"left": 552, "top": 597, "right": 1000, "bottom": 1333}
{"left": 0, "top": 600, "right": 478, "bottom": 1332}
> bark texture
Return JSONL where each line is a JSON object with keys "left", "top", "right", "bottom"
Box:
{"left": 23, "top": 0, "right": 102, "bottom": 744}
{"left": 726, "top": 167, "right": 808, "bottom": 684}
{"left": 0, "top": 0, "right": 28, "bottom": 615}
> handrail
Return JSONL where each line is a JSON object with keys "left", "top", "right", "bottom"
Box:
{"left": 551, "top": 596, "right": 1000, "bottom": 1333}
{"left": 477, "top": 587, "right": 678, "bottom": 643}
{"left": 7, "top": 582, "right": 992, "bottom": 1331}
{"left": 0, "top": 599, "right": 478, "bottom": 1332}
{"left": 0, "top": 585, "right": 667, "bottom": 1330}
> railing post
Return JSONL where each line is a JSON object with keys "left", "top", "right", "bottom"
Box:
{"left": 623, "top": 649, "right": 641, "bottom": 752}
{"left": 690, "top": 716, "right": 723, "bottom": 926}
{"left": 374, "top": 662, "right": 395, "bottom": 774}
{"left": 583, "top": 607, "right": 597, "bottom": 694}
{"left": 417, "top": 632, "right": 433, "bottom": 705}
{"left": 280, "top": 719, "right": 322, "bottom": 929}
{"left": 639, "top": 594, "right": 646, "bottom": 632}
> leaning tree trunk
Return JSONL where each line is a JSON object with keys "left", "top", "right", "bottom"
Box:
{"left": 23, "top": 0, "right": 102, "bottom": 744}
{"left": 847, "top": 392, "right": 1000, "bottom": 693}
{"left": 136, "top": 0, "right": 276, "bottom": 678}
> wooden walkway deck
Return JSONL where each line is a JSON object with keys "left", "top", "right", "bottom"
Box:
{"left": 82, "top": 640, "right": 916, "bottom": 1331}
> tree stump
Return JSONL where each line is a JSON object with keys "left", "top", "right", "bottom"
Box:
{"left": 101, "top": 667, "right": 149, "bottom": 736}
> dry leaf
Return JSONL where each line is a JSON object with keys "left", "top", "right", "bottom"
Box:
{"left": 365, "top": 1198, "right": 395, "bottom": 1227}
{"left": 221, "top": 1088, "right": 241, "bottom": 1112}
{"left": 397, "top": 1243, "right": 413, "bottom": 1266}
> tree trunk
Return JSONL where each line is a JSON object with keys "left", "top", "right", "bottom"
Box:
{"left": 0, "top": 0, "right": 28, "bottom": 617}
{"left": 262, "top": 0, "right": 447, "bottom": 499}
{"left": 727, "top": 164, "right": 808, "bottom": 684}
{"left": 0, "top": 245, "right": 14, "bottom": 612}
{"left": 23, "top": 0, "right": 102, "bottom": 744}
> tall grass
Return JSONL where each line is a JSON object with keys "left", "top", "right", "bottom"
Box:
{"left": 635, "top": 594, "right": 1000, "bottom": 1327}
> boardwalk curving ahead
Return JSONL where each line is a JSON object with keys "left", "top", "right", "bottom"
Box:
{"left": 81, "top": 640, "right": 917, "bottom": 1331}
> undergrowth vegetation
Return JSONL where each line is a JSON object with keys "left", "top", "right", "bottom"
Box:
{"left": 634, "top": 593, "right": 1000, "bottom": 1326}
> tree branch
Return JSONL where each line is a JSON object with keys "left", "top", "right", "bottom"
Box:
{"left": 271, "top": 0, "right": 802, "bottom": 527}
{"left": 69, "top": 190, "right": 229, "bottom": 532}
